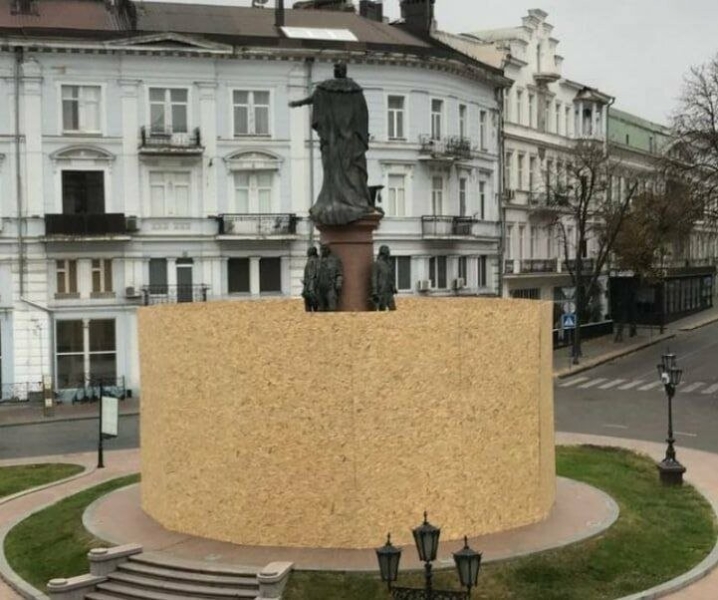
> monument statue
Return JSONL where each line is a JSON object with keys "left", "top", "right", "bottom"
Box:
{"left": 317, "top": 244, "right": 343, "bottom": 312}
{"left": 371, "top": 245, "right": 397, "bottom": 311}
{"left": 289, "top": 62, "right": 373, "bottom": 226}
{"left": 301, "top": 246, "right": 319, "bottom": 312}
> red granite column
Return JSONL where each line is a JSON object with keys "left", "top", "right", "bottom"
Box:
{"left": 316, "top": 211, "right": 383, "bottom": 312}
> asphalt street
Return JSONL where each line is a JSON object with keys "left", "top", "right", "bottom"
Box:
{"left": 1, "top": 321, "right": 716, "bottom": 459}
{"left": 556, "top": 320, "right": 718, "bottom": 453}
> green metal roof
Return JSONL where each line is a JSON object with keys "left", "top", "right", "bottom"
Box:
{"left": 608, "top": 107, "right": 670, "bottom": 154}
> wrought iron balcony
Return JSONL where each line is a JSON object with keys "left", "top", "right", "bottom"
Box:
{"left": 421, "top": 216, "right": 491, "bottom": 238}
{"left": 139, "top": 126, "right": 203, "bottom": 155}
{"left": 141, "top": 285, "right": 209, "bottom": 305}
{"left": 563, "top": 258, "right": 596, "bottom": 274}
{"left": 504, "top": 259, "right": 515, "bottom": 274}
{"left": 419, "top": 135, "right": 473, "bottom": 161}
{"left": 45, "top": 213, "right": 128, "bottom": 237}
{"left": 521, "top": 259, "right": 559, "bottom": 273}
{"left": 218, "top": 214, "right": 298, "bottom": 237}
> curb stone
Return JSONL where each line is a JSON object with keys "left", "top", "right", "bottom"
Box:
{"left": 0, "top": 411, "right": 139, "bottom": 429}
{"left": 0, "top": 465, "right": 92, "bottom": 507}
{"left": 679, "top": 313, "right": 718, "bottom": 332}
{"left": 555, "top": 333, "right": 675, "bottom": 379}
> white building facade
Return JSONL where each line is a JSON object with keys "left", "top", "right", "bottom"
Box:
{"left": 0, "top": 0, "right": 508, "bottom": 400}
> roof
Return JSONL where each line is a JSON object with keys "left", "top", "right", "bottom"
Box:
{"left": 431, "top": 30, "right": 506, "bottom": 69}
{"left": 0, "top": 0, "right": 126, "bottom": 31}
{"left": 464, "top": 27, "right": 526, "bottom": 43}
{"left": 610, "top": 107, "right": 669, "bottom": 133}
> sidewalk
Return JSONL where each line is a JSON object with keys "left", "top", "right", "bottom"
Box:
{"left": 0, "top": 397, "right": 140, "bottom": 428}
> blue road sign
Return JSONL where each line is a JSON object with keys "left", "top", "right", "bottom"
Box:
{"left": 562, "top": 313, "right": 576, "bottom": 329}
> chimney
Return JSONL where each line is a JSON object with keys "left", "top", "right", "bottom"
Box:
{"left": 400, "top": 0, "right": 435, "bottom": 35}
{"left": 276, "top": 0, "right": 285, "bottom": 28}
{"left": 359, "top": 0, "right": 383, "bottom": 22}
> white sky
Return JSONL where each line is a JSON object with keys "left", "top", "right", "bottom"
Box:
{"left": 144, "top": 0, "right": 718, "bottom": 125}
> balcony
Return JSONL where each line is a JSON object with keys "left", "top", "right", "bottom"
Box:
{"left": 419, "top": 135, "right": 473, "bottom": 161}
{"left": 139, "top": 127, "right": 203, "bottom": 156}
{"left": 141, "top": 285, "right": 209, "bottom": 305}
{"left": 562, "top": 258, "right": 596, "bottom": 274}
{"left": 421, "top": 216, "right": 497, "bottom": 239}
{"left": 44, "top": 213, "right": 129, "bottom": 238}
{"left": 504, "top": 258, "right": 560, "bottom": 275}
{"left": 218, "top": 214, "right": 298, "bottom": 238}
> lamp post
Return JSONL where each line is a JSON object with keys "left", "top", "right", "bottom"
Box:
{"left": 656, "top": 351, "right": 686, "bottom": 486}
{"left": 376, "top": 513, "right": 482, "bottom": 599}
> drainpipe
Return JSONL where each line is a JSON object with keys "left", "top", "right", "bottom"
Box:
{"left": 14, "top": 46, "right": 25, "bottom": 297}
{"left": 496, "top": 86, "right": 506, "bottom": 298}
{"left": 20, "top": 298, "right": 56, "bottom": 388}
{"left": 306, "top": 57, "right": 315, "bottom": 245}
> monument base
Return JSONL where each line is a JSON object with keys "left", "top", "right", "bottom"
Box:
{"left": 316, "top": 211, "right": 383, "bottom": 312}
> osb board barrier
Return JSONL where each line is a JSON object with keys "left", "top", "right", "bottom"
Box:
{"left": 139, "top": 297, "right": 555, "bottom": 549}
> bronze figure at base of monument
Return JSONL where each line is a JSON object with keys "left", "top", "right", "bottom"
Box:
{"left": 316, "top": 211, "right": 383, "bottom": 312}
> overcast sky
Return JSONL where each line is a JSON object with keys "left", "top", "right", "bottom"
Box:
{"left": 147, "top": 0, "right": 718, "bottom": 125}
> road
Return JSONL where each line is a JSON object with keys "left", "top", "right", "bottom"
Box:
{"left": 1, "top": 321, "right": 716, "bottom": 459}
{"left": 0, "top": 414, "right": 139, "bottom": 459}
{"left": 556, "top": 320, "right": 718, "bottom": 453}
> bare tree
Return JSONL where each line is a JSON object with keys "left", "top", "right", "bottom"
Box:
{"left": 538, "top": 140, "right": 639, "bottom": 363}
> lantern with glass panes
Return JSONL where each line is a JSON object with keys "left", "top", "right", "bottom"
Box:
{"left": 656, "top": 350, "right": 686, "bottom": 486}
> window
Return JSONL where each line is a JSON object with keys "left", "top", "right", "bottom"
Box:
{"left": 479, "top": 110, "right": 487, "bottom": 150}
{"left": 56, "top": 260, "right": 78, "bottom": 296}
{"left": 259, "top": 257, "right": 282, "bottom": 294}
{"left": 565, "top": 106, "right": 571, "bottom": 137}
{"left": 149, "top": 258, "right": 168, "bottom": 294}
{"left": 530, "top": 226, "right": 537, "bottom": 259}
{"left": 431, "top": 176, "right": 443, "bottom": 215}
{"left": 459, "top": 104, "right": 467, "bottom": 139}
{"left": 459, "top": 177, "right": 468, "bottom": 217}
{"left": 149, "top": 88, "right": 188, "bottom": 134}
{"left": 512, "top": 288, "right": 540, "bottom": 300}
{"left": 528, "top": 93, "right": 535, "bottom": 128}
{"left": 150, "top": 171, "right": 190, "bottom": 217}
{"left": 545, "top": 159, "right": 553, "bottom": 192}
{"left": 625, "top": 134, "right": 630, "bottom": 145}
{"left": 228, "top": 258, "right": 250, "bottom": 294}
{"left": 233, "top": 172, "right": 273, "bottom": 213}
{"left": 234, "top": 90, "right": 270, "bottom": 137}
{"left": 505, "top": 152, "right": 513, "bottom": 189}
{"left": 479, "top": 181, "right": 486, "bottom": 220}
{"left": 529, "top": 156, "right": 537, "bottom": 193}
{"left": 393, "top": 256, "right": 412, "bottom": 291}
{"left": 458, "top": 256, "right": 468, "bottom": 281}
{"left": 429, "top": 256, "right": 447, "bottom": 289}
{"left": 431, "top": 99, "right": 443, "bottom": 140}
{"left": 518, "top": 225, "right": 526, "bottom": 259}
{"left": 91, "top": 259, "right": 113, "bottom": 294}
{"left": 517, "top": 154, "right": 525, "bottom": 190}
{"left": 386, "top": 174, "right": 406, "bottom": 217}
{"left": 478, "top": 256, "right": 487, "bottom": 287}
{"left": 555, "top": 102, "right": 561, "bottom": 135}
{"left": 56, "top": 319, "right": 116, "bottom": 388}
{"left": 506, "top": 224, "right": 514, "bottom": 259}
{"left": 388, "top": 95, "right": 405, "bottom": 140}
{"left": 62, "top": 171, "right": 105, "bottom": 214}
{"left": 62, "top": 85, "right": 101, "bottom": 133}
{"left": 516, "top": 90, "right": 523, "bottom": 125}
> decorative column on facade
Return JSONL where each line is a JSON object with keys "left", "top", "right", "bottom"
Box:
{"left": 288, "top": 65, "right": 312, "bottom": 223}
{"left": 196, "top": 81, "right": 218, "bottom": 216}
{"left": 119, "top": 79, "right": 141, "bottom": 217}
{"left": 21, "top": 58, "right": 44, "bottom": 216}
{"left": 249, "top": 256, "right": 261, "bottom": 296}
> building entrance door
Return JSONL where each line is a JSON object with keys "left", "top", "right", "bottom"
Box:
{"left": 176, "top": 259, "right": 193, "bottom": 303}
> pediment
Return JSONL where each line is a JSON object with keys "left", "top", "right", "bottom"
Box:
{"left": 106, "top": 33, "right": 233, "bottom": 53}
{"left": 225, "top": 151, "right": 283, "bottom": 171}
{"left": 50, "top": 146, "right": 115, "bottom": 163}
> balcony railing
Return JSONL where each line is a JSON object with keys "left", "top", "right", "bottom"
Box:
{"left": 563, "top": 258, "right": 596, "bottom": 274}
{"left": 419, "top": 135, "right": 473, "bottom": 160}
{"left": 45, "top": 213, "right": 128, "bottom": 237}
{"left": 504, "top": 259, "right": 515, "bottom": 275}
{"left": 218, "top": 214, "right": 298, "bottom": 237}
{"left": 139, "top": 127, "right": 203, "bottom": 154}
{"left": 141, "top": 285, "right": 209, "bottom": 306}
{"left": 504, "top": 258, "right": 560, "bottom": 275}
{"left": 421, "top": 216, "right": 490, "bottom": 238}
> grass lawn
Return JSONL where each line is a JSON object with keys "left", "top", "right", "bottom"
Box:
{"left": 4, "top": 474, "right": 139, "bottom": 590}
{"left": 286, "top": 446, "right": 718, "bottom": 600}
{"left": 0, "top": 464, "right": 84, "bottom": 499}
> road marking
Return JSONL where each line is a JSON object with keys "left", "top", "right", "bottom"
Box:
{"left": 681, "top": 382, "right": 705, "bottom": 394}
{"left": 702, "top": 383, "right": 718, "bottom": 395}
{"left": 603, "top": 424, "right": 629, "bottom": 430}
{"left": 599, "top": 379, "right": 626, "bottom": 390}
{"left": 618, "top": 380, "right": 645, "bottom": 390}
{"left": 638, "top": 381, "right": 663, "bottom": 391}
{"left": 559, "top": 376, "right": 590, "bottom": 388}
{"left": 676, "top": 431, "right": 698, "bottom": 438}
{"left": 578, "top": 378, "right": 608, "bottom": 389}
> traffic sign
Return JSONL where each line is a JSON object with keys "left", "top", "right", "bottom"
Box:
{"left": 562, "top": 313, "right": 577, "bottom": 329}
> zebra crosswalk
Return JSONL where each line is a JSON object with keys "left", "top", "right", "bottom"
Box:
{"left": 559, "top": 376, "right": 718, "bottom": 396}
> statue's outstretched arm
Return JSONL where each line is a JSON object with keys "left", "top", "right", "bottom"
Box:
{"left": 289, "top": 96, "right": 314, "bottom": 108}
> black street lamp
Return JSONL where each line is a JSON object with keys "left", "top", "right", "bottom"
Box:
{"left": 375, "top": 513, "right": 482, "bottom": 599}
{"left": 656, "top": 350, "right": 686, "bottom": 486}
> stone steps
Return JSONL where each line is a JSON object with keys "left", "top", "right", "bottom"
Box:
{"left": 84, "top": 552, "right": 260, "bottom": 600}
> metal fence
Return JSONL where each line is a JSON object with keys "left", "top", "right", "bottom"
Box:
{"left": 0, "top": 381, "right": 43, "bottom": 403}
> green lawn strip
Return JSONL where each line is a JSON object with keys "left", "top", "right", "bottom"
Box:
{"left": 0, "top": 464, "right": 85, "bottom": 499}
{"left": 285, "top": 446, "right": 718, "bottom": 600}
{"left": 3, "top": 474, "right": 139, "bottom": 590}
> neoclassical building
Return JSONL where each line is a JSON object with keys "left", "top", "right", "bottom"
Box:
{"left": 0, "top": 0, "right": 509, "bottom": 398}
